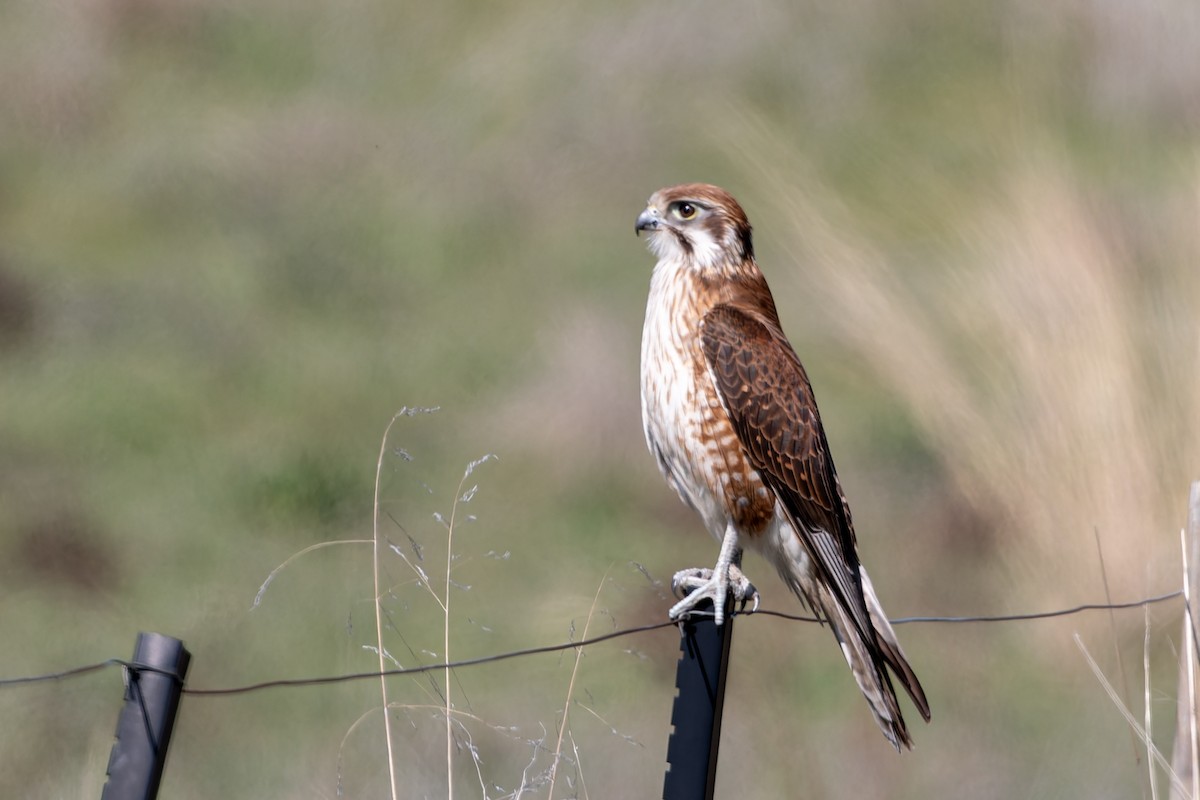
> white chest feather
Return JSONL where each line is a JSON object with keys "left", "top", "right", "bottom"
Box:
{"left": 639, "top": 258, "right": 770, "bottom": 540}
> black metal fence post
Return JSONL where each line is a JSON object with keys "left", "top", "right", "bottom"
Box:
{"left": 101, "top": 632, "right": 191, "bottom": 800}
{"left": 663, "top": 598, "right": 735, "bottom": 800}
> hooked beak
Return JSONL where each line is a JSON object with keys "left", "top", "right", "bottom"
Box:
{"left": 635, "top": 207, "right": 660, "bottom": 236}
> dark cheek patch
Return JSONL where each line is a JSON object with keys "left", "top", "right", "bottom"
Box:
{"left": 671, "top": 229, "right": 694, "bottom": 256}
{"left": 738, "top": 230, "right": 754, "bottom": 261}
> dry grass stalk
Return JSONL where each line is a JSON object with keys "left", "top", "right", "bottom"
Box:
{"left": 1170, "top": 482, "right": 1200, "bottom": 800}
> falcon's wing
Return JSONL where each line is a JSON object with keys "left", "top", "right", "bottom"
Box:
{"left": 700, "top": 303, "right": 874, "bottom": 642}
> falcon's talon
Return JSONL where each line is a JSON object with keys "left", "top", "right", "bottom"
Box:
{"left": 728, "top": 564, "right": 759, "bottom": 609}
{"left": 745, "top": 590, "right": 760, "bottom": 614}
{"left": 670, "top": 567, "right": 714, "bottom": 600}
{"left": 667, "top": 564, "right": 758, "bottom": 626}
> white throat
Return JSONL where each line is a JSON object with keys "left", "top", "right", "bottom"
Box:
{"left": 644, "top": 226, "right": 727, "bottom": 274}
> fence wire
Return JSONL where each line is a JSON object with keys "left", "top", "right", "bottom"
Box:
{"left": 0, "top": 589, "right": 1184, "bottom": 695}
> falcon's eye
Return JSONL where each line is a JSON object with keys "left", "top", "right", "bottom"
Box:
{"left": 671, "top": 202, "right": 699, "bottom": 221}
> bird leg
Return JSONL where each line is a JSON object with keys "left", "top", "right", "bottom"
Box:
{"left": 668, "top": 523, "right": 759, "bottom": 626}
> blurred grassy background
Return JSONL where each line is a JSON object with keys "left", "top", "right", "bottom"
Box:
{"left": 2, "top": 0, "right": 1199, "bottom": 797}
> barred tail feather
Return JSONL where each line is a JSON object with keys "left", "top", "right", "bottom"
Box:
{"left": 771, "top": 546, "right": 930, "bottom": 750}
{"left": 821, "top": 592, "right": 914, "bottom": 750}
{"left": 861, "top": 567, "right": 931, "bottom": 726}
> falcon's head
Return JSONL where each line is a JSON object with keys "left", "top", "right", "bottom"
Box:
{"left": 635, "top": 183, "right": 754, "bottom": 272}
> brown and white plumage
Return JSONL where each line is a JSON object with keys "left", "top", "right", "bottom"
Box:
{"left": 636, "top": 183, "right": 931, "bottom": 749}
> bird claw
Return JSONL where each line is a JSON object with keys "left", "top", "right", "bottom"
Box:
{"left": 669, "top": 565, "right": 759, "bottom": 626}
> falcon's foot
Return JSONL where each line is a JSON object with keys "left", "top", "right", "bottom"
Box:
{"left": 669, "top": 565, "right": 759, "bottom": 626}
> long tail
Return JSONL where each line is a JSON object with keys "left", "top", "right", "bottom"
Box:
{"left": 832, "top": 568, "right": 930, "bottom": 749}
{"left": 776, "top": 556, "right": 931, "bottom": 749}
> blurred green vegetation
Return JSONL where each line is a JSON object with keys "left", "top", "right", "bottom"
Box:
{"left": 2, "top": 0, "right": 1198, "bottom": 797}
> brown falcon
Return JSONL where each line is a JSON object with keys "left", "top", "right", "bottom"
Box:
{"left": 636, "top": 183, "right": 930, "bottom": 749}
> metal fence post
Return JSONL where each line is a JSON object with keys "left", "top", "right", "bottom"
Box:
{"left": 663, "top": 597, "right": 735, "bottom": 800}
{"left": 100, "top": 632, "right": 191, "bottom": 800}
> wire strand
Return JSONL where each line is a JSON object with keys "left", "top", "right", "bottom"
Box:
{"left": 185, "top": 619, "right": 679, "bottom": 696}
{"left": 0, "top": 659, "right": 188, "bottom": 688}
{"left": 748, "top": 589, "right": 1183, "bottom": 625}
{"left": 0, "top": 590, "right": 1183, "bottom": 695}
{"left": 0, "top": 659, "right": 121, "bottom": 687}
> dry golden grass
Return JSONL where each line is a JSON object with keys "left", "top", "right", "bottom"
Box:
{"left": 725, "top": 111, "right": 1200, "bottom": 612}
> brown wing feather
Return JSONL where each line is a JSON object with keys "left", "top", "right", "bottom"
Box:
{"left": 699, "top": 303, "right": 874, "bottom": 643}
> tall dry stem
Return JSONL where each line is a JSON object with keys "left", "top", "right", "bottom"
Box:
{"left": 547, "top": 566, "right": 611, "bottom": 799}
{"left": 373, "top": 411, "right": 408, "bottom": 800}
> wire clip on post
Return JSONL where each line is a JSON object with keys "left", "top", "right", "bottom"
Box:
{"left": 663, "top": 596, "right": 735, "bottom": 800}
{"left": 101, "top": 632, "right": 191, "bottom": 800}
